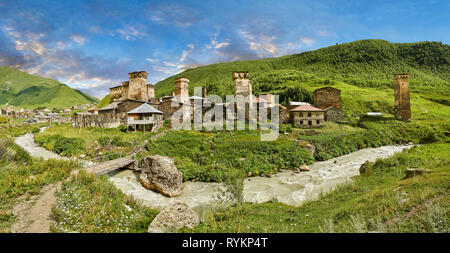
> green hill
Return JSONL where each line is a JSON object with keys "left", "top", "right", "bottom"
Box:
{"left": 0, "top": 66, "right": 99, "bottom": 108}
{"left": 154, "top": 40, "right": 450, "bottom": 99}
{"left": 97, "top": 94, "right": 110, "bottom": 109}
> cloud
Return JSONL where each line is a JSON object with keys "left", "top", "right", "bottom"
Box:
{"left": 179, "top": 44, "right": 195, "bottom": 62}
{"left": 70, "top": 35, "right": 87, "bottom": 45}
{"left": 116, "top": 26, "right": 146, "bottom": 41}
{"left": 299, "top": 37, "right": 315, "bottom": 47}
{"left": 145, "top": 58, "right": 159, "bottom": 63}
{"left": 149, "top": 3, "right": 201, "bottom": 27}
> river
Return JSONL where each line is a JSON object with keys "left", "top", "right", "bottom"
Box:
{"left": 14, "top": 129, "right": 412, "bottom": 215}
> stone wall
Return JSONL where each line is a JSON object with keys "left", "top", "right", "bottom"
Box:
{"left": 394, "top": 74, "right": 411, "bottom": 121}
{"left": 313, "top": 87, "right": 342, "bottom": 109}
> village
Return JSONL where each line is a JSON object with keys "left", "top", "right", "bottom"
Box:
{"left": 69, "top": 70, "right": 410, "bottom": 132}
{"left": 1, "top": 70, "right": 411, "bottom": 133}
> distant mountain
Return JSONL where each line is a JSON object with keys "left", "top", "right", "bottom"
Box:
{"left": 0, "top": 66, "right": 98, "bottom": 108}
{"left": 154, "top": 40, "right": 450, "bottom": 98}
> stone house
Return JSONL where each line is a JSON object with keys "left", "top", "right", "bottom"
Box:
{"left": 288, "top": 104, "right": 324, "bottom": 128}
{"left": 127, "top": 103, "right": 163, "bottom": 132}
{"left": 324, "top": 106, "right": 344, "bottom": 122}
{"left": 97, "top": 99, "right": 146, "bottom": 128}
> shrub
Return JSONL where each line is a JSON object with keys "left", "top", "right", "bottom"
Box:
{"left": 98, "top": 136, "right": 110, "bottom": 147}
{"left": 111, "top": 136, "right": 126, "bottom": 147}
{"left": 118, "top": 125, "right": 128, "bottom": 133}
{"left": 31, "top": 127, "right": 40, "bottom": 134}
{"left": 53, "top": 137, "right": 85, "bottom": 156}
{"left": 279, "top": 124, "right": 292, "bottom": 133}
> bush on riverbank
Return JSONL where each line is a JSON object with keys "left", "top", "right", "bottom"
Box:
{"left": 35, "top": 134, "right": 85, "bottom": 157}
{"left": 303, "top": 121, "right": 438, "bottom": 161}
{"left": 144, "top": 130, "right": 314, "bottom": 182}
{"left": 51, "top": 171, "right": 157, "bottom": 233}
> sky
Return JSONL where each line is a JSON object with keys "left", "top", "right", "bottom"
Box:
{"left": 0, "top": 0, "right": 449, "bottom": 99}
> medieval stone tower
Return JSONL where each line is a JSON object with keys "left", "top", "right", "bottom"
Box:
{"left": 313, "top": 87, "right": 342, "bottom": 109}
{"left": 128, "top": 71, "right": 148, "bottom": 102}
{"left": 147, "top": 84, "right": 155, "bottom": 99}
{"left": 394, "top": 74, "right": 411, "bottom": 120}
{"left": 174, "top": 77, "right": 189, "bottom": 103}
{"left": 233, "top": 72, "right": 252, "bottom": 97}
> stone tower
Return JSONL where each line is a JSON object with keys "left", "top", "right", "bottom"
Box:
{"left": 394, "top": 74, "right": 411, "bottom": 120}
{"left": 174, "top": 77, "right": 189, "bottom": 103}
{"left": 233, "top": 72, "right": 252, "bottom": 97}
{"left": 147, "top": 84, "right": 155, "bottom": 100}
{"left": 128, "top": 71, "right": 148, "bottom": 102}
{"left": 313, "top": 87, "right": 342, "bottom": 109}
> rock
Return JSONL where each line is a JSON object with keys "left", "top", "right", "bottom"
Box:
{"left": 408, "top": 142, "right": 414, "bottom": 145}
{"left": 247, "top": 172, "right": 252, "bottom": 177}
{"left": 359, "top": 160, "right": 372, "bottom": 174}
{"left": 304, "top": 143, "right": 316, "bottom": 156}
{"left": 405, "top": 168, "right": 431, "bottom": 179}
{"left": 140, "top": 155, "right": 183, "bottom": 197}
{"left": 299, "top": 165, "right": 310, "bottom": 171}
{"left": 147, "top": 201, "right": 200, "bottom": 233}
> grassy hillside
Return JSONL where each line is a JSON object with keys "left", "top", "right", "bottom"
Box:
{"left": 97, "top": 94, "right": 110, "bottom": 109}
{"left": 0, "top": 66, "right": 98, "bottom": 108}
{"left": 154, "top": 40, "right": 449, "bottom": 100}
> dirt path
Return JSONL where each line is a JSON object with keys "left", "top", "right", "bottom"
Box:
{"left": 9, "top": 128, "right": 167, "bottom": 233}
{"left": 10, "top": 183, "right": 61, "bottom": 233}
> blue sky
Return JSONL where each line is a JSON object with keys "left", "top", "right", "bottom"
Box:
{"left": 0, "top": 0, "right": 449, "bottom": 99}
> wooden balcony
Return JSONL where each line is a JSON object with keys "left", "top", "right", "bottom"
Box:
{"left": 127, "top": 118, "right": 155, "bottom": 125}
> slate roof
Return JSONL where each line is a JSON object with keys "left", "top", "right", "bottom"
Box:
{"left": 98, "top": 102, "right": 120, "bottom": 111}
{"left": 127, "top": 103, "right": 162, "bottom": 114}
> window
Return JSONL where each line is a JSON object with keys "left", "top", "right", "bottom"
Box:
{"left": 308, "top": 113, "right": 312, "bottom": 117}
{"left": 308, "top": 120, "right": 312, "bottom": 125}
{"left": 300, "top": 120, "right": 303, "bottom": 125}
{"left": 299, "top": 113, "right": 303, "bottom": 117}
{"left": 317, "top": 120, "right": 320, "bottom": 124}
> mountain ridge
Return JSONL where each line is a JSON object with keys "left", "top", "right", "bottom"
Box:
{"left": 0, "top": 66, "right": 98, "bottom": 108}
{"left": 153, "top": 39, "right": 450, "bottom": 98}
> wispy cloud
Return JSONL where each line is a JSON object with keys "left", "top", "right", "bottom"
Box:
{"left": 70, "top": 35, "right": 87, "bottom": 45}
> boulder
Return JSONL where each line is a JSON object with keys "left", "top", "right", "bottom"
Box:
{"left": 405, "top": 168, "right": 431, "bottom": 179}
{"left": 304, "top": 143, "right": 316, "bottom": 156}
{"left": 299, "top": 165, "right": 310, "bottom": 171}
{"left": 140, "top": 155, "right": 183, "bottom": 197}
{"left": 359, "top": 160, "right": 373, "bottom": 174}
{"left": 147, "top": 201, "right": 200, "bottom": 233}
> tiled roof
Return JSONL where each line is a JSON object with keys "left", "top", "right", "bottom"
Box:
{"left": 289, "top": 104, "right": 323, "bottom": 112}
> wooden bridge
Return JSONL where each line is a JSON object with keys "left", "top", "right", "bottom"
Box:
{"left": 85, "top": 154, "right": 136, "bottom": 175}
{"left": 84, "top": 130, "right": 169, "bottom": 175}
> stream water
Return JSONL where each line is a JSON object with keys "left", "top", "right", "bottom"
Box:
{"left": 14, "top": 129, "right": 412, "bottom": 216}
{"left": 108, "top": 145, "right": 412, "bottom": 214}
